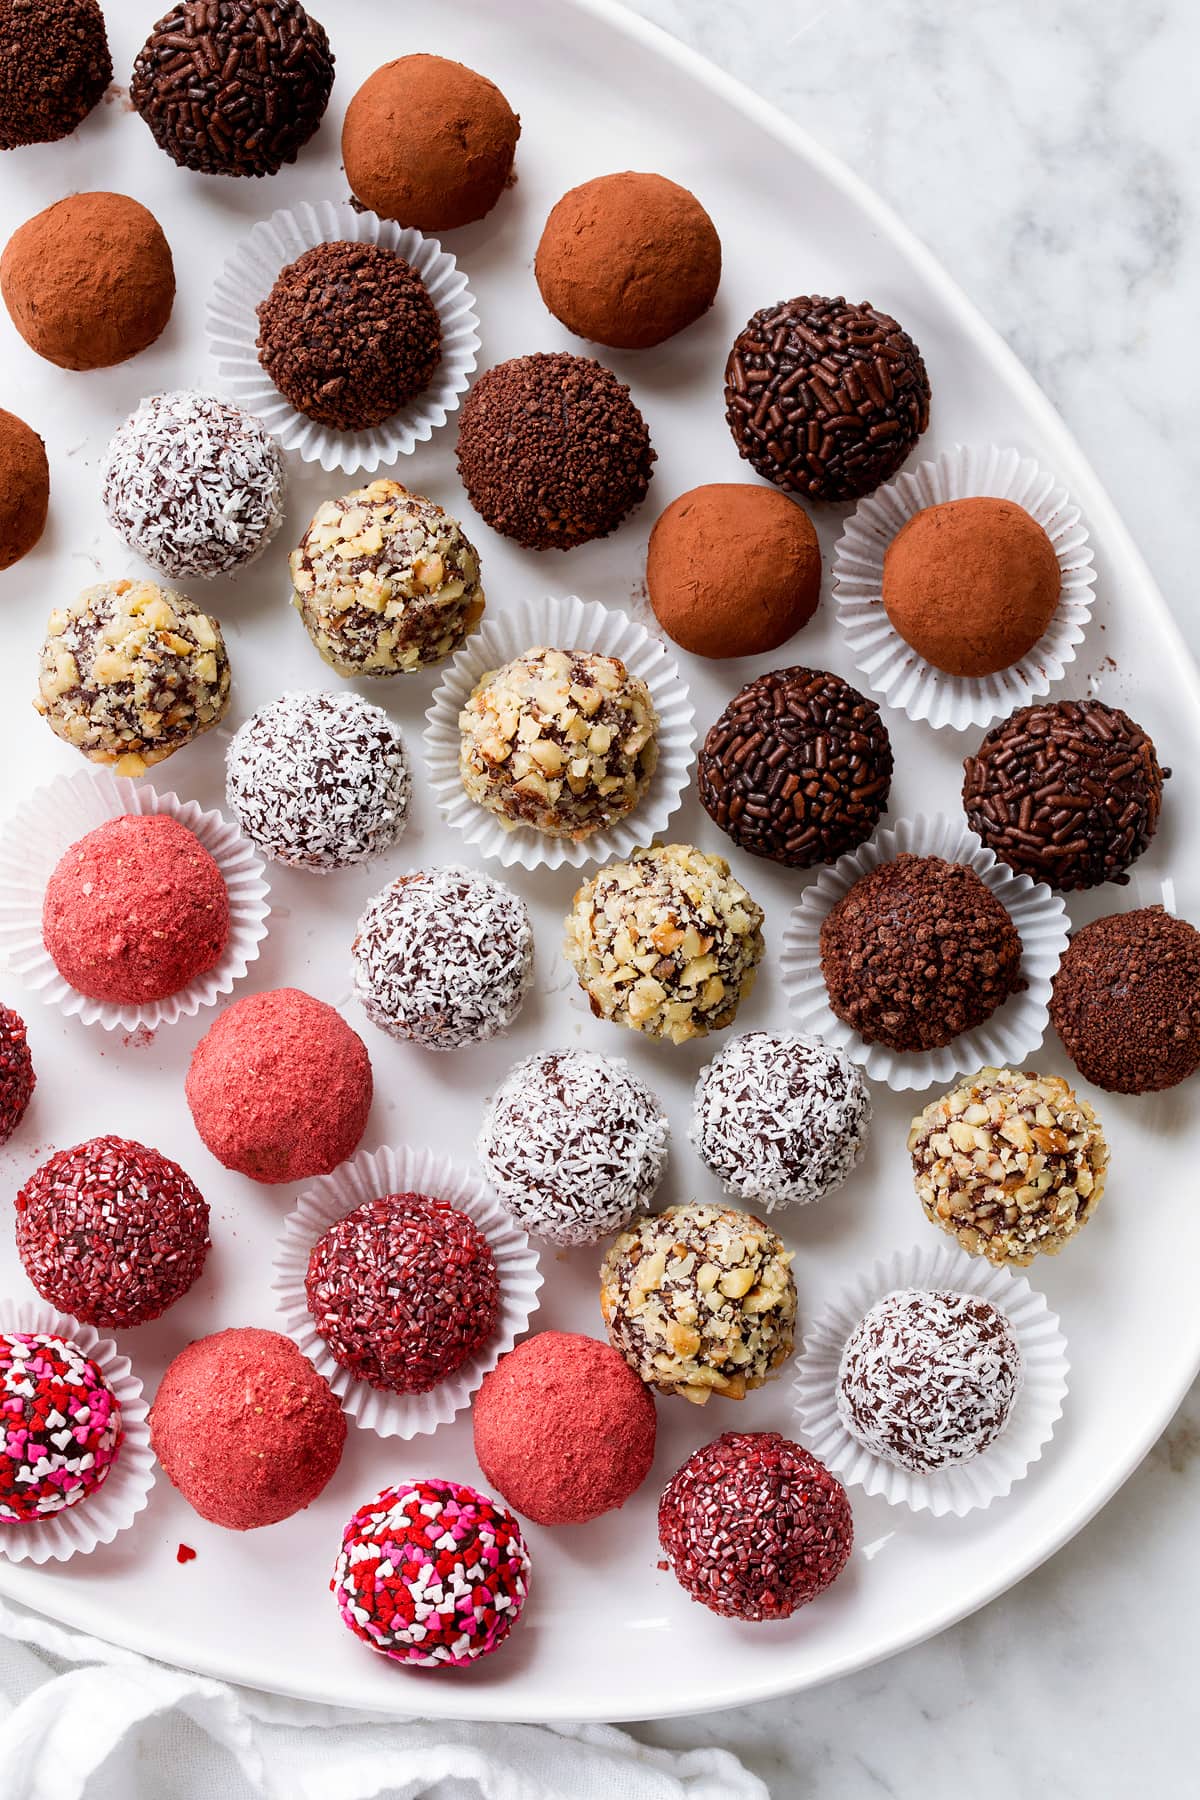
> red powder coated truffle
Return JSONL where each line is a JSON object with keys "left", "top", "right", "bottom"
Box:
{"left": 0, "top": 408, "right": 49, "bottom": 571}
{"left": 0, "top": 1003, "right": 35, "bottom": 1143}
{"left": 473, "top": 1331, "right": 657, "bottom": 1526}
{"left": 43, "top": 814, "right": 230, "bottom": 1006}
{"left": 186, "top": 988, "right": 372, "bottom": 1184}
{"left": 150, "top": 1327, "right": 345, "bottom": 1530}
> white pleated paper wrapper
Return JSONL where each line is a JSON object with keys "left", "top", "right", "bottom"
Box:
{"left": 424, "top": 593, "right": 697, "bottom": 872}
{"left": 792, "top": 1242, "right": 1069, "bottom": 1517}
{"left": 0, "top": 1298, "right": 156, "bottom": 1563}
{"left": 206, "top": 200, "right": 481, "bottom": 474}
{"left": 833, "top": 444, "right": 1097, "bottom": 730}
{"left": 779, "top": 812, "right": 1069, "bottom": 1093}
{"left": 0, "top": 769, "right": 270, "bottom": 1034}
{"left": 271, "top": 1143, "right": 543, "bottom": 1439}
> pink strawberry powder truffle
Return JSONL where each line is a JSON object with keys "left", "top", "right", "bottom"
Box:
{"left": 1, "top": 1331, "right": 123, "bottom": 1523}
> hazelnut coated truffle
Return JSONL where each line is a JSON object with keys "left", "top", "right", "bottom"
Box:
{"left": 0, "top": 408, "right": 49, "bottom": 572}
{"left": 1049, "top": 906, "right": 1200, "bottom": 1094}
{"left": 0, "top": 0, "right": 110, "bottom": 150}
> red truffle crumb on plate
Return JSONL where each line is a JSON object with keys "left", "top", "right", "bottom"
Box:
{"left": 0, "top": 1002, "right": 35, "bottom": 1143}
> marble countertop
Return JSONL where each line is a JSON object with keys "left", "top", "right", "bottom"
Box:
{"left": 622, "top": 0, "right": 1199, "bottom": 1791}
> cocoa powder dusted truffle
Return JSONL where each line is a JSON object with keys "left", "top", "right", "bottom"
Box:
{"left": 1049, "top": 906, "right": 1200, "bottom": 1094}
{"left": 0, "top": 1003, "right": 34, "bottom": 1144}
{"left": 0, "top": 1333, "right": 121, "bottom": 1524}
{"left": 0, "top": 0, "right": 111, "bottom": 149}
{"left": 0, "top": 407, "right": 49, "bottom": 571}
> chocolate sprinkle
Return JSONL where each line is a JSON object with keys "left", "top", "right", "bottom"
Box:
{"left": 1049, "top": 905, "right": 1200, "bottom": 1094}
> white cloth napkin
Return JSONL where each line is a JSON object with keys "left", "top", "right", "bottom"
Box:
{"left": 0, "top": 1597, "right": 764, "bottom": 1800}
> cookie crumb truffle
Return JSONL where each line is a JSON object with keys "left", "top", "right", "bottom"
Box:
{"left": 0, "top": 1333, "right": 121, "bottom": 1524}
{"left": 1050, "top": 906, "right": 1200, "bottom": 1094}
{"left": 0, "top": 407, "right": 49, "bottom": 571}
{"left": 0, "top": 0, "right": 111, "bottom": 149}
{"left": 0, "top": 1003, "right": 35, "bottom": 1143}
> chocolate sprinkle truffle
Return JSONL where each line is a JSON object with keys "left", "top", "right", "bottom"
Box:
{"left": 963, "top": 700, "right": 1168, "bottom": 891}
{"left": 909, "top": 1066, "right": 1109, "bottom": 1265}
{"left": 725, "top": 295, "right": 931, "bottom": 502}
{"left": 0, "top": 407, "right": 49, "bottom": 571}
{"left": 226, "top": 690, "right": 410, "bottom": 872}
{"left": 600, "top": 1202, "right": 797, "bottom": 1404}
{"left": 477, "top": 1049, "right": 669, "bottom": 1247}
{"left": 257, "top": 242, "right": 441, "bottom": 432}
{"left": 820, "top": 855, "right": 1025, "bottom": 1053}
{"left": 699, "top": 667, "right": 892, "bottom": 867}
{"left": 131, "top": 0, "right": 334, "bottom": 179}
{"left": 837, "top": 1288, "right": 1023, "bottom": 1474}
{"left": 0, "top": 1333, "right": 121, "bottom": 1524}
{"left": 0, "top": 1003, "right": 35, "bottom": 1144}
{"left": 0, "top": 0, "right": 111, "bottom": 149}
{"left": 456, "top": 352, "right": 655, "bottom": 551}
{"left": 691, "top": 1031, "right": 871, "bottom": 1210}
{"left": 1050, "top": 906, "right": 1200, "bottom": 1094}
{"left": 352, "top": 866, "right": 534, "bottom": 1051}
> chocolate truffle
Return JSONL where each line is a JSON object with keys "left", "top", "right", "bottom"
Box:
{"left": 101, "top": 391, "right": 285, "bottom": 580}
{"left": 226, "top": 690, "right": 410, "bottom": 872}
{"left": 305, "top": 1192, "right": 500, "bottom": 1394}
{"left": 646, "top": 484, "right": 821, "bottom": 659}
{"left": 963, "top": 700, "right": 1168, "bottom": 891}
{"left": 257, "top": 242, "right": 441, "bottom": 433}
{"left": 477, "top": 1049, "right": 669, "bottom": 1247}
{"left": 0, "top": 407, "right": 49, "bottom": 571}
{"left": 535, "top": 172, "right": 721, "bottom": 350}
{"left": 725, "top": 295, "right": 931, "bottom": 502}
{"left": 1, "top": 193, "right": 174, "bottom": 371}
{"left": 16, "top": 1135, "right": 210, "bottom": 1327}
{"left": 909, "top": 1066, "right": 1109, "bottom": 1265}
{"left": 131, "top": 0, "right": 334, "bottom": 179}
{"left": 186, "top": 987, "right": 372, "bottom": 1184}
{"left": 43, "top": 814, "right": 230, "bottom": 1005}
{"left": 1050, "top": 906, "right": 1200, "bottom": 1094}
{"left": 341, "top": 55, "right": 520, "bottom": 230}
{"left": 699, "top": 667, "right": 892, "bottom": 867}
{"left": 35, "top": 579, "right": 231, "bottom": 776}
{"left": 658, "top": 1432, "right": 852, "bottom": 1620}
{"left": 0, "top": 0, "right": 111, "bottom": 149}
{"left": 600, "top": 1202, "right": 797, "bottom": 1403}
{"left": 151, "top": 1328, "right": 345, "bottom": 1530}
{"left": 0, "top": 1333, "right": 121, "bottom": 1524}
{"left": 290, "top": 480, "right": 483, "bottom": 676}
{"left": 456, "top": 352, "right": 655, "bottom": 551}
{"left": 0, "top": 1003, "right": 34, "bottom": 1143}
{"left": 691, "top": 1031, "right": 871, "bottom": 1210}
{"left": 820, "top": 854, "right": 1025, "bottom": 1053}
{"left": 352, "top": 867, "right": 533, "bottom": 1051}
{"left": 473, "top": 1332, "right": 657, "bottom": 1526}
{"left": 458, "top": 647, "right": 659, "bottom": 841}
{"left": 564, "top": 844, "right": 765, "bottom": 1045}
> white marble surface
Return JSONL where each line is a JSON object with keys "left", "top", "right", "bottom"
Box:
{"left": 621, "top": 0, "right": 1200, "bottom": 1791}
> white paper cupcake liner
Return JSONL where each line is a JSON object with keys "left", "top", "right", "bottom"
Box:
{"left": 424, "top": 593, "right": 697, "bottom": 872}
{"left": 0, "top": 768, "right": 270, "bottom": 1034}
{"left": 833, "top": 444, "right": 1096, "bottom": 730}
{"left": 792, "top": 1242, "right": 1069, "bottom": 1516}
{"left": 0, "top": 1298, "right": 155, "bottom": 1563}
{"left": 271, "top": 1143, "right": 543, "bottom": 1439}
{"left": 206, "top": 200, "right": 481, "bottom": 474}
{"left": 779, "top": 812, "right": 1069, "bottom": 1092}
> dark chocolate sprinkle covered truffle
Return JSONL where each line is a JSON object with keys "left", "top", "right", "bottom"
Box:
{"left": 0, "top": 0, "right": 111, "bottom": 150}
{"left": 1049, "top": 906, "right": 1200, "bottom": 1094}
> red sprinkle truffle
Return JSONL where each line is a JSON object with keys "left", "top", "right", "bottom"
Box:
{"left": 1, "top": 1331, "right": 122, "bottom": 1523}
{"left": 473, "top": 1331, "right": 656, "bottom": 1526}
{"left": 0, "top": 1003, "right": 35, "bottom": 1143}
{"left": 151, "top": 1327, "right": 345, "bottom": 1531}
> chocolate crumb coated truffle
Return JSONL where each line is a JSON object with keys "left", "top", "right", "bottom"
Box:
{"left": 0, "top": 1333, "right": 121, "bottom": 1524}
{"left": 102, "top": 391, "right": 285, "bottom": 580}
{"left": 456, "top": 352, "right": 655, "bottom": 551}
{"left": 477, "top": 1049, "right": 669, "bottom": 1247}
{"left": 16, "top": 1135, "right": 210, "bottom": 1327}
{"left": 226, "top": 691, "right": 410, "bottom": 872}
{"left": 659, "top": 1432, "right": 852, "bottom": 1620}
{"left": 600, "top": 1203, "right": 796, "bottom": 1403}
{"left": 458, "top": 647, "right": 659, "bottom": 841}
{"left": 963, "top": 700, "right": 1168, "bottom": 891}
{"left": 1050, "top": 906, "right": 1200, "bottom": 1094}
{"left": 691, "top": 1031, "right": 870, "bottom": 1210}
{"left": 535, "top": 172, "right": 721, "bottom": 350}
{"left": 132, "top": 0, "right": 334, "bottom": 179}
{"left": 0, "top": 408, "right": 49, "bottom": 572}
{"left": 646, "top": 484, "right": 821, "bottom": 659}
{"left": 820, "top": 854, "right": 1025, "bottom": 1053}
{"left": 0, "top": 0, "right": 111, "bottom": 149}
{"left": 290, "top": 480, "right": 483, "bottom": 676}
{"left": 725, "top": 296, "right": 931, "bottom": 502}
{"left": 257, "top": 242, "right": 441, "bottom": 432}
{"left": 699, "top": 667, "right": 892, "bottom": 867}
{"left": 0, "top": 1003, "right": 35, "bottom": 1144}
{"left": 565, "top": 844, "right": 765, "bottom": 1044}
{"left": 352, "top": 867, "right": 533, "bottom": 1051}
{"left": 35, "top": 579, "right": 231, "bottom": 775}
{"left": 909, "top": 1066, "right": 1109, "bottom": 1265}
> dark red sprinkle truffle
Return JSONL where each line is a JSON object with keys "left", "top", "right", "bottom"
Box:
{"left": 15, "top": 1135, "right": 210, "bottom": 1328}
{"left": 305, "top": 1192, "right": 500, "bottom": 1394}
{"left": 0, "top": 1003, "right": 35, "bottom": 1144}
{"left": 658, "top": 1431, "right": 852, "bottom": 1620}
{"left": 1050, "top": 906, "right": 1200, "bottom": 1094}
{"left": 0, "top": 0, "right": 111, "bottom": 150}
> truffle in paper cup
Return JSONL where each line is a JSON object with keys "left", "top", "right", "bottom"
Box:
{"left": 792, "top": 1242, "right": 1068, "bottom": 1516}
{"left": 833, "top": 444, "right": 1096, "bottom": 731}
{"left": 0, "top": 768, "right": 270, "bottom": 1034}
{"left": 271, "top": 1143, "right": 542, "bottom": 1439}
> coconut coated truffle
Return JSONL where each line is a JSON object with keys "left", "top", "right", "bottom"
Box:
{"left": 0, "top": 1003, "right": 35, "bottom": 1144}
{"left": 1, "top": 1332, "right": 122, "bottom": 1524}
{"left": 1049, "top": 906, "right": 1200, "bottom": 1094}
{"left": 0, "top": 0, "right": 111, "bottom": 149}
{"left": 0, "top": 407, "right": 49, "bottom": 572}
